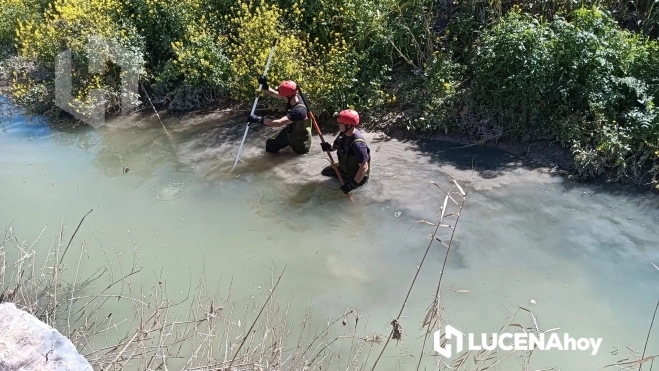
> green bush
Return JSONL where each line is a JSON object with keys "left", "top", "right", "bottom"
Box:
{"left": 470, "top": 11, "right": 554, "bottom": 140}
{"left": 467, "top": 6, "right": 659, "bottom": 185}
{"left": 154, "top": 21, "right": 233, "bottom": 111}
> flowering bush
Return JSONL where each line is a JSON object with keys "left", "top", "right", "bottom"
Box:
{"left": 225, "top": 0, "right": 360, "bottom": 116}
{"left": 14, "top": 0, "right": 144, "bottom": 117}
{"left": 0, "top": 0, "right": 40, "bottom": 58}
{"left": 154, "top": 20, "right": 232, "bottom": 110}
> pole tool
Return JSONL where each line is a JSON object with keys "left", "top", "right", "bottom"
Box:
{"left": 298, "top": 86, "right": 354, "bottom": 202}
{"left": 231, "top": 39, "right": 277, "bottom": 172}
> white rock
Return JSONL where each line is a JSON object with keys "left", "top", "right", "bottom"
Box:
{"left": 0, "top": 302, "right": 93, "bottom": 370}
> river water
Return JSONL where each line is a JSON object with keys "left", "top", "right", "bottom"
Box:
{"left": 1, "top": 95, "right": 659, "bottom": 370}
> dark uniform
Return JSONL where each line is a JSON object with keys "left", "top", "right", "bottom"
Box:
{"left": 321, "top": 129, "right": 370, "bottom": 186}
{"left": 265, "top": 97, "right": 313, "bottom": 154}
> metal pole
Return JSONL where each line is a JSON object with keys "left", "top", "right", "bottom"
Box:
{"left": 231, "top": 39, "right": 277, "bottom": 171}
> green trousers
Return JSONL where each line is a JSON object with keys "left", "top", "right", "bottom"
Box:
{"left": 265, "top": 126, "right": 311, "bottom": 154}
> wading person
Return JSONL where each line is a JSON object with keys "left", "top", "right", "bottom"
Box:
{"left": 320, "top": 109, "right": 370, "bottom": 194}
{"left": 247, "top": 77, "right": 312, "bottom": 154}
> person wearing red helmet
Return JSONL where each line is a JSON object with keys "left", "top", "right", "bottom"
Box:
{"left": 320, "top": 109, "right": 371, "bottom": 194}
{"left": 247, "top": 76, "right": 312, "bottom": 154}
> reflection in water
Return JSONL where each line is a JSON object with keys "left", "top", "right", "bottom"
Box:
{"left": 1, "top": 97, "right": 659, "bottom": 370}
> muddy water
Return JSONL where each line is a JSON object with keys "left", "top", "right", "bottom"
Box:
{"left": 1, "top": 95, "right": 659, "bottom": 370}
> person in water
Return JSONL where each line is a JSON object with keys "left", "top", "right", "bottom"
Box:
{"left": 319, "top": 109, "right": 370, "bottom": 194}
{"left": 247, "top": 77, "right": 313, "bottom": 155}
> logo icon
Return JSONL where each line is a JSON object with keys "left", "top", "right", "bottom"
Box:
{"left": 55, "top": 35, "right": 141, "bottom": 128}
{"left": 433, "top": 324, "right": 603, "bottom": 358}
{"left": 433, "top": 325, "right": 463, "bottom": 358}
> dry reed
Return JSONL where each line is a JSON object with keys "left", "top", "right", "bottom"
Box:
{"left": 0, "top": 219, "right": 380, "bottom": 371}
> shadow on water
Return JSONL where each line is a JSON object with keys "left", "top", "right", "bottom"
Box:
{"left": 62, "top": 106, "right": 305, "bottom": 180}
{"left": 313, "top": 116, "right": 545, "bottom": 180}
{"left": 373, "top": 129, "right": 659, "bottom": 207}
{"left": 395, "top": 136, "right": 561, "bottom": 179}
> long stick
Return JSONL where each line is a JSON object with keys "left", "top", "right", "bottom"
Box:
{"left": 640, "top": 300, "right": 659, "bottom": 371}
{"left": 297, "top": 87, "right": 354, "bottom": 202}
{"left": 227, "top": 265, "right": 286, "bottom": 369}
{"left": 58, "top": 208, "right": 93, "bottom": 266}
{"left": 140, "top": 80, "right": 172, "bottom": 140}
{"left": 231, "top": 39, "right": 277, "bottom": 172}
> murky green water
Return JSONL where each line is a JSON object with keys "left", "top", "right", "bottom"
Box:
{"left": 2, "top": 95, "right": 659, "bottom": 370}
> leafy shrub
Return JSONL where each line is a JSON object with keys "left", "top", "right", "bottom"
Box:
{"left": 15, "top": 0, "right": 144, "bottom": 118}
{"left": 470, "top": 10, "right": 554, "bottom": 140}
{"left": 154, "top": 20, "right": 233, "bottom": 111}
{"left": 0, "top": 0, "right": 40, "bottom": 59}
{"left": 225, "top": 0, "right": 360, "bottom": 115}
{"left": 468, "top": 6, "right": 659, "bottom": 186}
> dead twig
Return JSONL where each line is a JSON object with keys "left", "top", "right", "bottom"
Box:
{"left": 640, "top": 300, "right": 659, "bottom": 371}
{"left": 59, "top": 209, "right": 93, "bottom": 266}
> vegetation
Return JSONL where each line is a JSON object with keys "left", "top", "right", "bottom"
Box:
{"left": 1, "top": 0, "right": 659, "bottom": 188}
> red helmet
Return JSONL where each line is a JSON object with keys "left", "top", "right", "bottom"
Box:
{"left": 277, "top": 80, "right": 298, "bottom": 97}
{"left": 337, "top": 109, "right": 359, "bottom": 126}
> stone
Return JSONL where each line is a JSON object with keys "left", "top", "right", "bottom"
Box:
{"left": 0, "top": 302, "right": 93, "bottom": 371}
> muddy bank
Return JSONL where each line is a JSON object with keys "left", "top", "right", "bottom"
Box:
{"left": 358, "top": 109, "right": 659, "bottom": 193}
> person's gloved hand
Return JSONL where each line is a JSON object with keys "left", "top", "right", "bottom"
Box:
{"left": 340, "top": 179, "right": 357, "bottom": 194}
{"left": 248, "top": 114, "right": 264, "bottom": 126}
{"left": 320, "top": 141, "right": 332, "bottom": 152}
{"left": 258, "top": 75, "right": 269, "bottom": 91}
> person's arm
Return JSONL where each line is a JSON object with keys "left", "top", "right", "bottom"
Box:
{"left": 258, "top": 76, "right": 286, "bottom": 101}
{"left": 248, "top": 104, "right": 299, "bottom": 127}
{"left": 263, "top": 116, "right": 292, "bottom": 127}
{"left": 262, "top": 88, "right": 286, "bottom": 101}
{"left": 352, "top": 143, "right": 369, "bottom": 184}
{"left": 332, "top": 137, "right": 340, "bottom": 150}
{"left": 353, "top": 161, "right": 369, "bottom": 184}
{"left": 267, "top": 105, "right": 306, "bottom": 127}
{"left": 321, "top": 136, "right": 339, "bottom": 152}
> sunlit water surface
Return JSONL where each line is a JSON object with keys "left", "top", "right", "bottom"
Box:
{"left": 1, "top": 96, "right": 658, "bottom": 370}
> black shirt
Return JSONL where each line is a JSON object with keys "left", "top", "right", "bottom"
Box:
{"left": 286, "top": 98, "right": 308, "bottom": 121}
